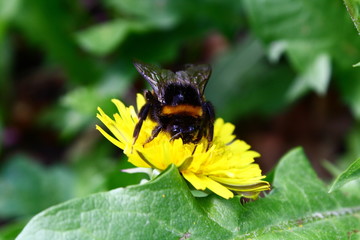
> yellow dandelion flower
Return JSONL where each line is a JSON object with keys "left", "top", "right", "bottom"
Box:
{"left": 96, "top": 94, "right": 270, "bottom": 199}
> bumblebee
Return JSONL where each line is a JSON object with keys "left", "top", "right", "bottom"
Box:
{"left": 133, "top": 60, "right": 215, "bottom": 146}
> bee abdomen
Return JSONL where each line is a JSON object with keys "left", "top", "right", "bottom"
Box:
{"left": 161, "top": 105, "right": 203, "bottom": 117}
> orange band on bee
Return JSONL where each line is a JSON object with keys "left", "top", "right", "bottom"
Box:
{"left": 162, "top": 105, "right": 203, "bottom": 116}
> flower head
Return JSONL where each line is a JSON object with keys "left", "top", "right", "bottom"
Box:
{"left": 96, "top": 94, "right": 270, "bottom": 199}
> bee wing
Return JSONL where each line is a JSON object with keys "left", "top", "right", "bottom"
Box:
{"left": 176, "top": 64, "right": 212, "bottom": 95}
{"left": 133, "top": 60, "right": 175, "bottom": 97}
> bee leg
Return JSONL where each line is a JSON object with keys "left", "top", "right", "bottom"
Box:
{"left": 170, "top": 132, "right": 182, "bottom": 142}
{"left": 133, "top": 103, "right": 151, "bottom": 145}
{"left": 191, "top": 145, "right": 198, "bottom": 155}
{"left": 144, "top": 89, "right": 157, "bottom": 103}
{"left": 205, "top": 126, "right": 214, "bottom": 151}
{"left": 203, "top": 101, "right": 215, "bottom": 150}
{"left": 193, "top": 128, "right": 203, "bottom": 144}
{"left": 144, "top": 125, "right": 162, "bottom": 145}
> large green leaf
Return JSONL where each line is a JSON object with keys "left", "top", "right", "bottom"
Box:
{"left": 199, "top": 148, "right": 360, "bottom": 239}
{"left": 16, "top": 164, "right": 233, "bottom": 239}
{"left": 16, "top": 148, "right": 360, "bottom": 239}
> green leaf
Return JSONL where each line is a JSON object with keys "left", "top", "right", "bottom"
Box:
{"left": 98, "top": 0, "right": 244, "bottom": 62}
{"left": 0, "top": 155, "right": 75, "bottom": 218}
{"left": 16, "top": 148, "right": 360, "bottom": 239}
{"left": 199, "top": 148, "right": 360, "bottom": 239}
{"left": 0, "top": 0, "right": 21, "bottom": 20}
{"left": 243, "top": 0, "right": 360, "bottom": 103}
{"left": 16, "top": 164, "right": 233, "bottom": 239}
{"left": 243, "top": 0, "right": 357, "bottom": 63}
{"left": 233, "top": 148, "right": 360, "bottom": 239}
{"left": 0, "top": 0, "right": 21, "bottom": 37}
{"left": 243, "top": 0, "right": 338, "bottom": 62}
{"left": 353, "top": 61, "right": 360, "bottom": 67}
{"left": 105, "top": 0, "right": 179, "bottom": 28}
{"left": 287, "top": 53, "right": 331, "bottom": 100}
{"left": 207, "top": 36, "right": 294, "bottom": 121}
{"left": 267, "top": 40, "right": 287, "bottom": 63}
{"left": 41, "top": 61, "right": 135, "bottom": 138}
{"left": 76, "top": 19, "right": 149, "bottom": 56}
{"left": 343, "top": 0, "right": 360, "bottom": 34}
{"left": 329, "top": 158, "right": 360, "bottom": 193}
{"left": 105, "top": 0, "right": 244, "bottom": 36}
{"left": 14, "top": 0, "right": 100, "bottom": 84}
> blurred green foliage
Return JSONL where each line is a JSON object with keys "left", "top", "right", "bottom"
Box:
{"left": 0, "top": 0, "right": 360, "bottom": 238}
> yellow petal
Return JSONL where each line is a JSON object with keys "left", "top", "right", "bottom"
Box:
{"left": 199, "top": 175, "right": 234, "bottom": 199}
{"left": 127, "top": 153, "right": 152, "bottom": 168}
{"left": 95, "top": 125, "right": 125, "bottom": 149}
{"left": 136, "top": 93, "right": 146, "bottom": 112}
{"left": 182, "top": 172, "right": 207, "bottom": 190}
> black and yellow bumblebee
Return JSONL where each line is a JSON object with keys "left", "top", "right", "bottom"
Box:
{"left": 133, "top": 60, "right": 215, "bottom": 147}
